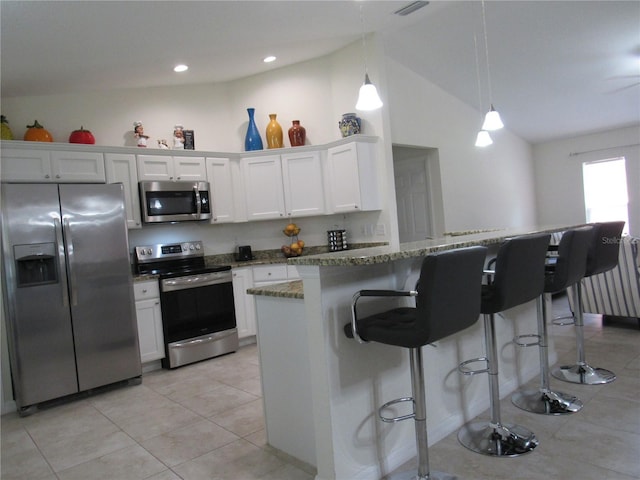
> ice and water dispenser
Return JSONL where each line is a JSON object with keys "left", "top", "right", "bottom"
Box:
{"left": 14, "top": 243, "right": 58, "bottom": 287}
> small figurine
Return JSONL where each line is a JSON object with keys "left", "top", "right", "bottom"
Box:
{"left": 173, "top": 124, "right": 185, "bottom": 149}
{"left": 133, "top": 121, "right": 149, "bottom": 147}
{"left": 158, "top": 139, "right": 170, "bottom": 149}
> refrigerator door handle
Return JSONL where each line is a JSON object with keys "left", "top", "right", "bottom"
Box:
{"left": 62, "top": 217, "right": 78, "bottom": 306}
{"left": 54, "top": 217, "right": 69, "bottom": 308}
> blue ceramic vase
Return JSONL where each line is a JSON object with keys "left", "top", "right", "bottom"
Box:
{"left": 244, "top": 108, "right": 263, "bottom": 151}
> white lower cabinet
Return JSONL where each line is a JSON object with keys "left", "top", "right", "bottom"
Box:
{"left": 133, "top": 280, "right": 165, "bottom": 363}
{"left": 232, "top": 267, "right": 257, "bottom": 339}
{"left": 232, "top": 264, "right": 300, "bottom": 342}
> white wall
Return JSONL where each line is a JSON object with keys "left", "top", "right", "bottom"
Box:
{"left": 533, "top": 125, "right": 640, "bottom": 236}
{"left": 384, "top": 57, "right": 537, "bottom": 232}
{"left": 1, "top": 58, "right": 342, "bottom": 152}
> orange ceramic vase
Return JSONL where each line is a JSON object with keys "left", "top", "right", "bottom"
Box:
{"left": 265, "top": 114, "right": 283, "bottom": 149}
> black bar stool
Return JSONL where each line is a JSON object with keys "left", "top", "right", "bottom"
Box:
{"left": 344, "top": 246, "right": 487, "bottom": 480}
{"left": 511, "top": 226, "right": 593, "bottom": 415}
{"left": 457, "top": 233, "right": 550, "bottom": 457}
{"left": 552, "top": 221, "right": 625, "bottom": 385}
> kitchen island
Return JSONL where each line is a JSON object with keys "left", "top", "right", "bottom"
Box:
{"left": 249, "top": 225, "right": 579, "bottom": 480}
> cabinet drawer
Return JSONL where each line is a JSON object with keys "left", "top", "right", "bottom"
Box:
{"left": 252, "top": 264, "right": 288, "bottom": 283}
{"left": 286, "top": 265, "right": 300, "bottom": 280}
{"left": 133, "top": 280, "right": 160, "bottom": 300}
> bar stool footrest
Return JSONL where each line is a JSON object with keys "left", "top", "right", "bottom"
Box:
{"left": 513, "top": 333, "right": 541, "bottom": 347}
{"left": 552, "top": 313, "right": 575, "bottom": 326}
{"left": 458, "top": 357, "right": 489, "bottom": 376}
{"left": 379, "top": 397, "right": 415, "bottom": 423}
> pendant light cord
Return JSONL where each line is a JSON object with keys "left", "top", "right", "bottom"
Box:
{"left": 481, "top": 0, "right": 494, "bottom": 107}
{"left": 474, "top": 30, "right": 484, "bottom": 120}
{"left": 360, "top": 4, "right": 369, "bottom": 75}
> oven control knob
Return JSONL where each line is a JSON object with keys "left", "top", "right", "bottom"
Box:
{"left": 146, "top": 248, "right": 153, "bottom": 256}
{"left": 189, "top": 244, "right": 194, "bottom": 250}
{"left": 195, "top": 244, "right": 201, "bottom": 250}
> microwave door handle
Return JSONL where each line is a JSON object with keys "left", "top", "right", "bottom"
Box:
{"left": 194, "top": 185, "right": 202, "bottom": 219}
{"left": 54, "top": 217, "right": 69, "bottom": 308}
{"left": 62, "top": 217, "right": 78, "bottom": 306}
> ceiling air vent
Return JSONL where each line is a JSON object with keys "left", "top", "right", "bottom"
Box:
{"left": 394, "top": 1, "right": 429, "bottom": 16}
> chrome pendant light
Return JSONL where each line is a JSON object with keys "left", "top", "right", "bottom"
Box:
{"left": 355, "top": 4, "right": 383, "bottom": 111}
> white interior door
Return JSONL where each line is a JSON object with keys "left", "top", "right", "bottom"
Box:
{"left": 394, "top": 155, "right": 433, "bottom": 243}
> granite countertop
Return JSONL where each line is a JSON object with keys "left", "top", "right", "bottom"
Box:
{"left": 247, "top": 280, "right": 304, "bottom": 299}
{"left": 203, "top": 242, "right": 386, "bottom": 269}
{"left": 286, "top": 224, "right": 584, "bottom": 267}
{"left": 132, "top": 242, "right": 387, "bottom": 282}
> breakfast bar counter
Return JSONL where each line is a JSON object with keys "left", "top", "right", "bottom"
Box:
{"left": 250, "top": 225, "right": 581, "bottom": 480}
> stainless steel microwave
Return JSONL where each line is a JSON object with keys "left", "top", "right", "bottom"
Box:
{"left": 140, "top": 181, "right": 211, "bottom": 223}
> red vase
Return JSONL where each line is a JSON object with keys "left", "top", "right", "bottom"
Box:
{"left": 288, "top": 120, "right": 306, "bottom": 147}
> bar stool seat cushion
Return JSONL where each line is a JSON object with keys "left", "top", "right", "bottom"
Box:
{"left": 544, "top": 226, "right": 593, "bottom": 294}
{"left": 585, "top": 221, "right": 626, "bottom": 277}
{"left": 481, "top": 234, "right": 551, "bottom": 314}
{"left": 344, "top": 246, "right": 487, "bottom": 349}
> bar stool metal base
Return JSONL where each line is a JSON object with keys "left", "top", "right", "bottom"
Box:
{"left": 386, "top": 469, "right": 457, "bottom": 480}
{"left": 551, "top": 363, "right": 616, "bottom": 385}
{"left": 458, "top": 421, "right": 538, "bottom": 457}
{"left": 511, "top": 389, "right": 583, "bottom": 415}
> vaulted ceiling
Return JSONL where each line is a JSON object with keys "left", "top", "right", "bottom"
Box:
{"left": 2, "top": 1, "right": 639, "bottom": 144}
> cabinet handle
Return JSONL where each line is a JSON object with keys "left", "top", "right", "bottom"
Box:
{"left": 155, "top": 301, "right": 159, "bottom": 305}
{"left": 142, "top": 289, "right": 147, "bottom": 293}
{"left": 56, "top": 174, "right": 61, "bottom": 179}
{"left": 45, "top": 174, "right": 50, "bottom": 179}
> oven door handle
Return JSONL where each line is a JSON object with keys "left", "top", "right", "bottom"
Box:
{"left": 194, "top": 185, "right": 202, "bottom": 219}
{"left": 162, "top": 272, "right": 231, "bottom": 291}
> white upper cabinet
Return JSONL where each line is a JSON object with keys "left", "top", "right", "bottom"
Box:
{"left": 241, "top": 151, "right": 326, "bottom": 221}
{"left": 281, "top": 151, "right": 325, "bottom": 217}
{"left": 104, "top": 153, "right": 142, "bottom": 229}
{"left": 137, "top": 154, "right": 206, "bottom": 182}
{"left": 241, "top": 155, "right": 286, "bottom": 221}
{"left": 206, "top": 157, "right": 237, "bottom": 224}
{"left": 326, "top": 141, "right": 380, "bottom": 213}
{"left": 1, "top": 148, "right": 105, "bottom": 183}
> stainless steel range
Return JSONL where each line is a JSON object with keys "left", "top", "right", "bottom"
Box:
{"left": 134, "top": 241, "right": 238, "bottom": 368}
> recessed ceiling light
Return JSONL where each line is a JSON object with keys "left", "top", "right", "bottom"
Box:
{"left": 263, "top": 56, "right": 277, "bottom": 63}
{"left": 173, "top": 64, "right": 189, "bottom": 73}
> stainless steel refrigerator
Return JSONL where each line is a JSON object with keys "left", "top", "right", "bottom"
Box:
{"left": 1, "top": 183, "right": 141, "bottom": 414}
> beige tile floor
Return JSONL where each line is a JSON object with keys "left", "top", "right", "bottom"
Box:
{"left": 389, "top": 297, "right": 640, "bottom": 480}
{"left": 1, "top": 296, "right": 639, "bottom": 480}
